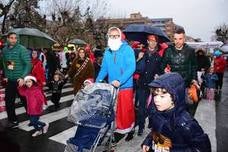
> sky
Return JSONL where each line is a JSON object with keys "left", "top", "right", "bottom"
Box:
{"left": 105, "top": 0, "right": 228, "bottom": 41}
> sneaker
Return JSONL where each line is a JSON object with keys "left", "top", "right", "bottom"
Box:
{"left": 43, "top": 123, "right": 49, "bottom": 134}
{"left": 32, "top": 130, "right": 42, "bottom": 137}
{"left": 7, "top": 121, "right": 19, "bottom": 128}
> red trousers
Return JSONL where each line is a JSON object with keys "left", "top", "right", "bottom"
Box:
{"left": 115, "top": 89, "right": 135, "bottom": 134}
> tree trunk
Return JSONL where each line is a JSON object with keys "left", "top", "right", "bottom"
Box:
{"left": 1, "top": 0, "right": 16, "bottom": 34}
{"left": 1, "top": 13, "right": 7, "bottom": 34}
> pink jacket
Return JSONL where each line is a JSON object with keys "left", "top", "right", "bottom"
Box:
{"left": 18, "top": 86, "right": 45, "bottom": 115}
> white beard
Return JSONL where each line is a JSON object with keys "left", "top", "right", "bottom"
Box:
{"left": 108, "top": 39, "right": 122, "bottom": 51}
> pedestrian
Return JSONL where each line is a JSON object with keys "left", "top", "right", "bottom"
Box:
{"left": 67, "top": 48, "right": 94, "bottom": 95}
{"left": 161, "top": 28, "right": 198, "bottom": 115}
{"left": 134, "top": 35, "right": 163, "bottom": 137}
{"left": 39, "top": 49, "right": 47, "bottom": 73}
{"left": 31, "top": 50, "right": 46, "bottom": 88}
{"left": 58, "top": 49, "right": 68, "bottom": 74}
{"left": 213, "top": 49, "right": 226, "bottom": 93}
{"left": 31, "top": 50, "right": 47, "bottom": 106}
{"left": 18, "top": 75, "right": 48, "bottom": 137}
{"left": 142, "top": 73, "right": 211, "bottom": 152}
{"left": 93, "top": 49, "right": 104, "bottom": 80}
{"left": 162, "top": 28, "right": 197, "bottom": 86}
{"left": 85, "top": 44, "right": 95, "bottom": 63}
{"left": 49, "top": 71, "right": 67, "bottom": 110}
{"left": 196, "top": 49, "right": 211, "bottom": 91}
{"left": 2, "top": 32, "right": 32, "bottom": 128}
{"left": 202, "top": 67, "right": 218, "bottom": 101}
{"left": 96, "top": 27, "right": 136, "bottom": 143}
{"left": 46, "top": 50, "right": 58, "bottom": 83}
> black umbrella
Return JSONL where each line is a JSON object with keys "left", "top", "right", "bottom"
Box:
{"left": 123, "top": 24, "right": 170, "bottom": 45}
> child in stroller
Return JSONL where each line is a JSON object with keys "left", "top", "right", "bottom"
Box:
{"left": 65, "top": 83, "right": 118, "bottom": 152}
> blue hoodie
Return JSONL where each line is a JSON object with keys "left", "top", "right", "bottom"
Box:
{"left": 96, "top": 42, "right": 136, "bottom": 89}
{"left": 143, "top": 73, "right": 211, "bottom": 152}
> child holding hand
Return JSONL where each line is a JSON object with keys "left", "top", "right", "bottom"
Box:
{"left": 18, "top": 75, "right": 48, "bottom": 137}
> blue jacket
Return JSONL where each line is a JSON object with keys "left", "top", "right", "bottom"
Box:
{"left": 202, "top": 73, "right": 218, "bottom": 89}
{"left": 143, "top": 73, "right": 211, "bottom": 152}
{"left": 96, "top": 42, "right": 136, "bottom": 89}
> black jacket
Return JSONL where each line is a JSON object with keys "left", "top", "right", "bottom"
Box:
{"left": 49, "top": 79, "right": 67, "bottom": 94}
{"left": 196, "top": 51, "right": 211, "bottom": 71}
{"left": 136, "top": 50, "right": 162, "bottom": 88}
{"left": 162, "top": 44, "right": 197, "bottom": 87}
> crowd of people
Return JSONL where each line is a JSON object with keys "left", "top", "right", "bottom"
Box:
{"left": 0, "top": 25, "right": 227, "bottom": 151}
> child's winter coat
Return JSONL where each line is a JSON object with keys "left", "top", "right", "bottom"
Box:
{"left": 143, "top": 73, "right": 211, "bottom": 152}
{"left": 18, "top": 86, "right": 45, "bottom": 115}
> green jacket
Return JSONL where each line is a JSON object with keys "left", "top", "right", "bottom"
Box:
{"left": 161, "top": 44, "right": 197, "bottom": 86}
{"left": 2, "top": 41, "right": 31, "bottom": 81}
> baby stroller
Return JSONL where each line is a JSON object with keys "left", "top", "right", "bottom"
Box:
{"left": 65, "top": 83, "right": 118, "bottom": 152}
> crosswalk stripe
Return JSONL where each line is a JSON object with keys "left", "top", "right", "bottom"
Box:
{"left": 19, "top": 107, "right": 71, "bottom": 131}
{"left": 43, "top": 83, "right": 72, "bottom": 91}
{"left": 45, "top": 87, "right": 73, "bottom": 97}
{"left": 49, "top": 126, "right": 77, "bottom": 145}
{"left": 0, "top": 83, "right": 73, "bottom": 92}
{"left": 0, "top": 94, "right": 74, "bottom": 120}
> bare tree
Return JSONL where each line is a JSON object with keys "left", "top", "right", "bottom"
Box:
{"left": 43, "top": 0, "right": 109, "bottom": 46}
{"left": 215, "top": 24, "right": 228, "bottom": 43}
{"left": 0, "top": 0, "right": 16, "bottom": 34}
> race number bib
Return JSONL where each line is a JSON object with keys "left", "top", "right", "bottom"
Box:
{"left": 153, "top": 142, "right": 170, "bottom": 152}
{"left": 152, "top": 132, "right": 172, "bottom": 152}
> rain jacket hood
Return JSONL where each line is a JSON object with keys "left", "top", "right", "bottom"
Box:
{"left": 148, "top": 72, "right": 186, "bottom": 113}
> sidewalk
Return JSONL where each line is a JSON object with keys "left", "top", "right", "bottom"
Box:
{"left": 216, "top": 71, "right": 228, "bottom": 152}
{"left": 114, "top": 97, "right": 217, "bottom": 152}
{"left": 115, "top": 83, "right": 221, "bottom": 152}
{"left": 194, "top": 99, "right": 216, "bottom": 152}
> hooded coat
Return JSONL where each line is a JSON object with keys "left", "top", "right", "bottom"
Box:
{"left": 143, "top": 73, "right": 211, "bottom": 152}
{"left": 18, "top": 85, "right": 45, "bottom": 115}
{"left": 31, "top": 58, "right": 46, "bottom": 87}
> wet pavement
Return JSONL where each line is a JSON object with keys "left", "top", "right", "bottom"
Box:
{"left": 1, "top": 71, "right": 228, "bottom": 152}
{"left": 216, "top": 71, "right": 228, "bottom": 152}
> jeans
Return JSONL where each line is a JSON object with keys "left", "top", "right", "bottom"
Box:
{"left": 5, "top": 80, "right": 26, "bottom": 122}
{"left": 30, "top": 116, "right": 45, "bottom": 131}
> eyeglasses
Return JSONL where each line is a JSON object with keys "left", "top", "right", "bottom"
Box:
{"left": 108, "top": 34, "right": 120, "bottom": 39}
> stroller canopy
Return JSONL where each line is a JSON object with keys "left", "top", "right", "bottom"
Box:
{"left": 68, "top": 83, "right": 117, "bottom": 128}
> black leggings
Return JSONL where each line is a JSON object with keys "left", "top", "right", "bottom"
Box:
{"left": 51, "top": 93, "right": 61, "bottom": 108}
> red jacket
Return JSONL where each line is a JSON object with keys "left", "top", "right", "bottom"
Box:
{"left": 31, "top": 59, "right": 46, "bottom": 87}
{"left": 214, "top": 56, "right": 226, "bottom": 73}
{"left": 18, "top": 86, "right": 45, "bottom": 115}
